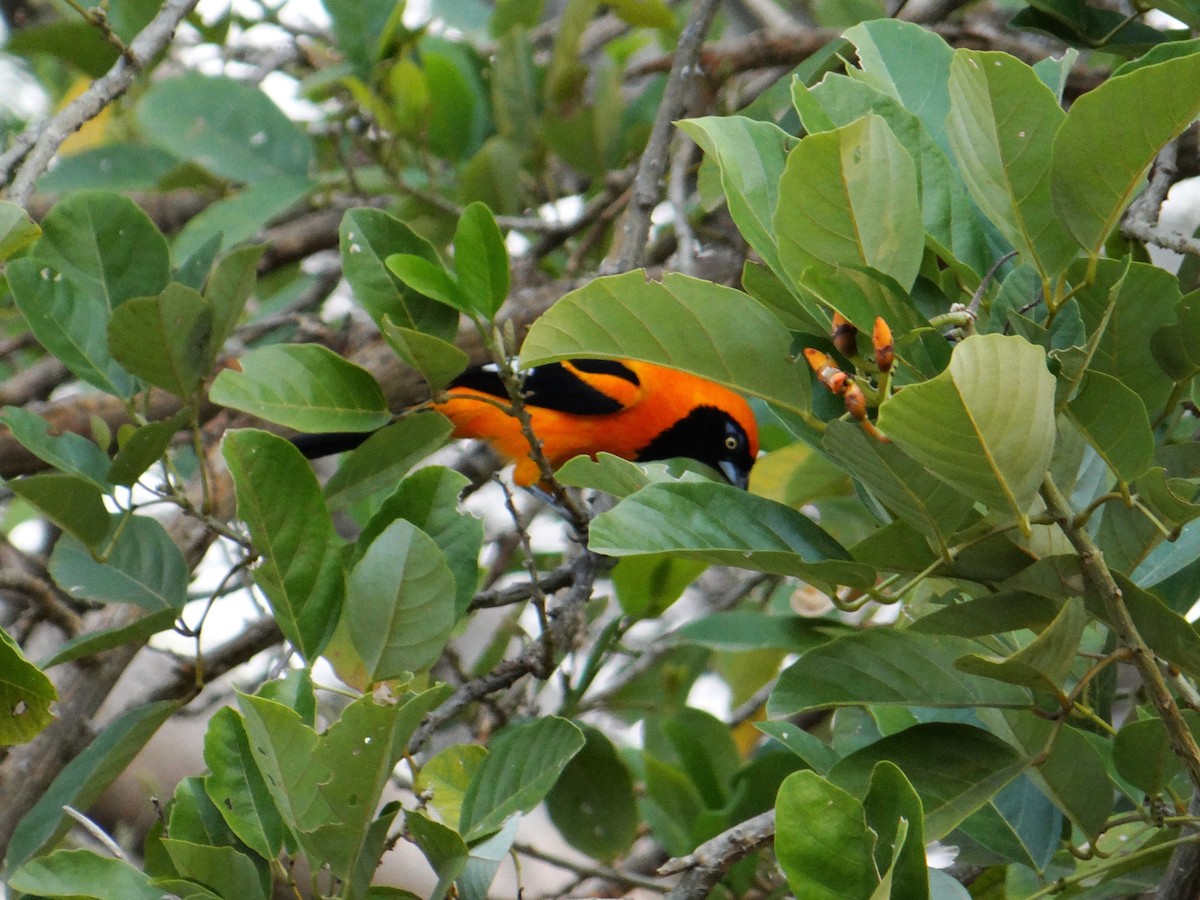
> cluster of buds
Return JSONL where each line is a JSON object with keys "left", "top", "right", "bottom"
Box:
{"left": 803, "top": 313, "right": 894, "bottom": 442}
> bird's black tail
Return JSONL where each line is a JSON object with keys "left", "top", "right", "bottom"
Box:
{"left": 289, "top": 430, "right": 375, "bottom": 459}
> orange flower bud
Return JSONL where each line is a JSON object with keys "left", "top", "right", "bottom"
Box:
{"left": 873, "top": 317, "right": 895, "bottom": 374}
{"left": 844, "top": 381, "right": 867, "bottom": 420}
{"left": 831, "top": 312, "right": 857, "bottom": 357}
{"left": 804, "top": 348, "right": 849, "bottom": 394}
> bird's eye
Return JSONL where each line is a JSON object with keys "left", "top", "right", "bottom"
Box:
{"left": 724, "top": 435, "right": 739, "bottom": 451}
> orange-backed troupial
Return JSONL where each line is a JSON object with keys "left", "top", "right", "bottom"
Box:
{"left": 293, "top": 358, "right": 759, "bottom": 489}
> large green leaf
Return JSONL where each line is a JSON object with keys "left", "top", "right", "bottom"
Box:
{"left": 203, "top": 707, "right": 286, "bottom": 860}
{"left": 322, "top": 414, "right": 454, "bottom": 510}
{"left": 1035, "top": 725, "right": 1112, "bottom": 842}
{"left": 769, "top": 630, "right": 1032, "bottom": 717}
{"left": 775, "top": 771, "right": 879, "bottom": 900}
{"left": 1051, "top": 51, "right": 1200, "bottom": 255}
{"left": 589, "top": 481, "right": 874, "bottom": 590}
{"left": 459, "top": 717, "right": 585, "bottom": 841}
{"left": 1065, "top": 370, "right": 1154, "bottom": 483}
{"left": 357, "top": 466, "right": 484, "bottom": 617}
{"left": 49, "top": 515, "right": 189, "bottom": 611}
{"left": 339, "top": 207, "right": 459, "bottom": 337}
{"left": 321, "top": 0, "right": 398, "bottom": 79}
{"left": 138, "top": 73, "right": 314, "bottom": 183}
{"left": 452, "top": 201, "right": 510, "bottom": 319}
{"left": 518, "top": 270, "right": 811, "bottom": 415}
{"left": 823, "top": 419, "right": 972, "bottom": 545}
{"left": 223, "top": 430, "right": 344, "bottom": 660}
{"left": 946, "top": 50, "right": 1076, "bottom": 280}
{"left": 171, "top": 176, "right": 313, "bottom": 264}
{"left": 843, "top": 19, "right": 955, "bottom": 150}
{"left": 545, "top": 725, "right": 638, "bottom": 862}
{"left": 210, "top": 343, "right": 391, "bottom": 433}
{"left": 4, "top": 700, "right": 178, "bottom": 871}
{"left": 954, "top": 597, "right": 1087, "bottom": 695}
{"left": 829, "top": 723, "right": 1028, "bottom": 839}
{"left": 108, "top": 283, "right": 214, "bottom": 398}
{"left": 345, "top": 519, "right": 457, "bottom": 681}
{"left": 877, "top": 334, "right": 1056, "bottom": 527}
{"left": 1070, "top": 259, "right": 1179, "bottom": 414}
{"left": 678, "top": 116, "right": 797, "bottom": 280}
{"left": 159, "top": 839, "right": 268, "bottom": 900}
{"left": 8, "top": 474, "right": 111, "bottom": 549}
{"left": 7, "top": 192, "right": 169, "bottom": 397}
{"left": 8, "top": 850, "right": 164, "bottom": 900}
{"left": 0, "top": 627, "right": 56, "bottom": 746}
{"left": 864, "top": 762, "right": 929, "bottom": 900}
{"left": 0, "top": 406, "right": 111, "bottom": 487}
{"left": 775, "top": 115, "right": 923, "bottom": 290}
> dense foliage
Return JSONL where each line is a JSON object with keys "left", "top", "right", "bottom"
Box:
{"left": 5, "top": 1, "right": 1200, "bottom": 898}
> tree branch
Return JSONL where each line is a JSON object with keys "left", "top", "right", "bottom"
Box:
{"left": 3, "top": 0, "right": 200, "bottom": 204}
{"left": 659, "top": 809, "right": 776, "bottom": 899}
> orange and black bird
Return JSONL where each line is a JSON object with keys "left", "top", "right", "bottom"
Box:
{"left": 294, "top": 359, "right": 759, "bottom": 489}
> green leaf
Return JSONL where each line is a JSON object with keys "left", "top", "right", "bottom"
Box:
{"left": 138, "top": 73, "right": 314, "bottom": 183}
{"left": 210, "top": 343, "right": 390, "bottom": 433}
{"left": 1113, "top": 714, "right": 1200, "bottom": 796}
{"left": 323, "top": 413, "right": 454, "bottom": 510}
{"left": 518, "top": 270, "right": 811, "bottom": 416}
{"left": 39, "top": 608, "right": 177, "bottom": 669}
{"left": 357, "top": 465, "right": 483, "bottom": 617}
{"left": 877, "top": 333, "right": 1056, "bottom": 527}
{"left": 345, "top": 519, "right": 457, "bottom": 681}
{"left": 843, "top": 19, "right": 955, "bottom": 149}
{"left": 678, "top": 116, "right": 797, "bottom": 280}
{"left": 545, "top": 725, "right": 638, "bottom": 861}
{"left": 863, "top": 762, "right": 928, "bottom": 900}
{"left": 8, "top": 474, "right": 111, "bottom": 549}
{"left": 171, "top": 176, "right": 313, "bottom": 264}
{"left": 107, "top": 409, "right": 193, "bottom": 487}
{"left": 1065, "top": 370, "right": 1154, "bottom": 483}
{"left": 946, "top": 50, "right": 1076, "bottom": 280}
{"left": 204, "top": 244, "right": 264, "bottom": 361}
{"left": 769, "top": 630, "right": 1032, "bottom": 717}
{"left": 911, "top": 592, "right": 1062, "bottom": 637}
{"left": 108, "top": 283, "right": 214, "bottom": 397}
{"left": 612, "top": 554, "right": 706, "bottom": 619}
{"left": 321, "top": 0, "right": 397, "bottom": 79}
{"left": 405, "top": 810, "right": 468, "bottom": 900}
{"left": 589, "top": 481, "right": 874, "bottom": 591}
{"left": 415, "top": 744, "right": 487, "bottom": 830}
{"left": 774, "top": 114, "right": 923, "bottom": 290}
{"left": 50, "top": 515, "right": 189, "bottom": 611}
{"left": 0, "top": 627, "right": 56, "bottom": 745}
{"left": 5, "top": 699, "right": 178, "bottom": 871}
{"left": 460, "top": 717, "right": 586, "bottom": 841}
{"left": 1035, "top": 725, "right": 1112, "bottom": 841}
{"left": 1071, "top": 259, "right": 1180, "bottom": 414}
{"left": 385, "top": 254, "right": 468, "bottom": 313}
{"left": 8, "top": 850, "right": 163, "bottom": 900}
{"left": 823, "top": 419, "right": 972, "bottom": 545}
{"left": 1051, "top": 51, "right": 1200, "bottom": 255}
{"left": 223, "top": 430, "right": 343, "bottom": 660}
{"left": 8, "top": 192, "right": 170, "bottom": 397}
{"left": 0, "top": 406, "right": 111, "bottom": 487}
{"left": 829, "top": 723, "right": 1028, "bottom": 839}
{"left": 672, "top": 611, "right": 846, "bottom": 653}
{"left": 36, "top": 144, "right": 178, "bottom": 195}
{"left": 0, "top": 199, "right": 39, "bottom": 260}
{"left": 340, "top": 208, "right": 459, "bottom": 337}
{"left": 955, "top": 597, "right": 1087, "bottom": 695}
{"left": 775, "top": 770, "right": 879, "bottom": 900}
{"left": 452, "top": 202, "right": 510, "bottom": 318}
{"left": 380, "top": 318, "right": 469, "bottom": 392}
{"left": 756, "top": 721, "right": 840, "bottom": 775}
{"left": 203, "top": 707, "right": 286, "bottom": 859}
{"left": 160, "top": 840, "right": 268, "bottom": 900}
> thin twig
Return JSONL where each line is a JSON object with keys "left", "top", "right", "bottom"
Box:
{"left": 604, "top": 0, "right": 723, "bottom": 273}
{"left": 4, "top": 0, "right": 200, "bottom": 204}
{"left": 514, "top": 841, "right": 669, "bottom": 893}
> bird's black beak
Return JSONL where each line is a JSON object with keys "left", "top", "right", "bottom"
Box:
{"left": 718, "top": 459, "right": 750, "bottom": 490}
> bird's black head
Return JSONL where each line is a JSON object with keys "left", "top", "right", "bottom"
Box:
{"left": 635, "top": 405, "right": 757, "bottom": 489}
